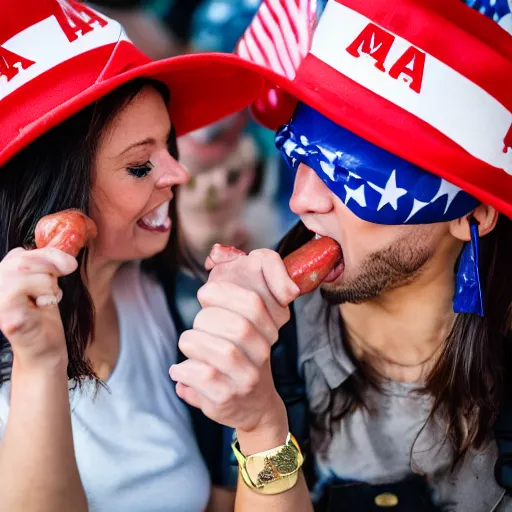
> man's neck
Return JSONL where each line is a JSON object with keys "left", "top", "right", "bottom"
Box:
{"left": 339, "top": 264, "right": 456, "bottom": 383}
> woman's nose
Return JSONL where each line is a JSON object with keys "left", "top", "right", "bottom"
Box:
{"left": 156, "top": 154, "right": 189, "bottom": 189}
{"left": 289, "top": 163, "right": 334, "bottom": 215}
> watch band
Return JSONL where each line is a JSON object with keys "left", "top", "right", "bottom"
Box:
{"left": 231, "top": 433, "right": 304, "bottom": 495}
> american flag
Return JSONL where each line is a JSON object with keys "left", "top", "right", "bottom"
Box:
{"left": 235, "top": 0, "right": 320, "bottom": 128}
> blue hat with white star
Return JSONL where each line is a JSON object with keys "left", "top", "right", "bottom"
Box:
{"left": 276, "top": 102, "right": 480, "bottom": 225}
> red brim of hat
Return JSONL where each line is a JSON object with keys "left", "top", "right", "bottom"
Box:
{"left": 215, "top": 53, "right": 512, "bottom": 220}
{"left": 0, "top": 50, "right": 269, "bottom": 168}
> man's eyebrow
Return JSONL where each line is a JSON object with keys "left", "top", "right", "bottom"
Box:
{"left": 116, "top": 137, "right": 156, "bottom": 157}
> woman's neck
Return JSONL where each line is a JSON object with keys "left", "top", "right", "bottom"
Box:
{"left": 86, "top": 256, "right": 121, "bottom": 315}
{"left": 84, "top": 255, "right": 122, "bottom": 380}
{"left": 340, "top": 262, "right": 456, "bottom": 383}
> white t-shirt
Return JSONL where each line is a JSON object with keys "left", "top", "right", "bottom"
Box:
{"left": 0, "top": 262, "right": 211, "bottom": 512}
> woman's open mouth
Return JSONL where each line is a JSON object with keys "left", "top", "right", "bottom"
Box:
{"left": 137, "top": 201, "right": 171, "bottom": 233}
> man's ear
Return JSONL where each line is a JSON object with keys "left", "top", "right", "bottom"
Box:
{"left": 449, "top": 204, "right": 499, "bottom": 242}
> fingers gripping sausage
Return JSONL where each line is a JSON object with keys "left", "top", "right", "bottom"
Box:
{"left": 212, "top": 237, "right": 342, "bottom": 297}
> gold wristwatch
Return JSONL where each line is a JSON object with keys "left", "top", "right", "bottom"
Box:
{"left": 231, "top": 433, "right": 304, "bottom": 495}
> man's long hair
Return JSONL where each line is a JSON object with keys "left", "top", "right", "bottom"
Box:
{"left": 278, "top": 215, "right": 512, "bottom": 462}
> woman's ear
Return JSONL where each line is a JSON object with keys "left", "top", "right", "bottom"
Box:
{"left": 449, "top": 204, "right": 499, "bottom": 242}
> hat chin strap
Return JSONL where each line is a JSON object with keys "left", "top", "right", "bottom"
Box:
{"left": 453, "top": 216, "right": 484, "bottom": 316}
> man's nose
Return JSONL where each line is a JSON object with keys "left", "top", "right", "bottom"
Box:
{"left": 289, "top": 163, "right": 334, "bottom": 215}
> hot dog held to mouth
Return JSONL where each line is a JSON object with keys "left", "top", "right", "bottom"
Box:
{"left": 206, "top": 235, "right": 343, "bottom": 300}
{"left": 34, "top": 210, "right": 341, "bottom": 306}
{"left": 170, "top": 235, "right": 343, "bottom": 437}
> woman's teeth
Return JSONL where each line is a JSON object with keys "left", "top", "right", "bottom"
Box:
{"left": 138, "top": 201, "right": 171, "bottom": 232}
{"left": 314, "top": 233, "right": 322, "bottom": 240}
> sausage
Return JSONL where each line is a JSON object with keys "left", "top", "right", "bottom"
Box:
{"left": 34, "top": 209, "right": 97, "bottom": 257}
{"left": 283, "top": 236, "right": 341, "bottom": 295}
{"left": 210, "top": 236, "right": 342, "bottom": 296}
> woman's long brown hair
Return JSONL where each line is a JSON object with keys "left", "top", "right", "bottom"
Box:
{"left": 0, "top": 78, "right": 177, "bottom": 385}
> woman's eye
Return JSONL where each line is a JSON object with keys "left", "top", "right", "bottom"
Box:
{"left": 127, "top": 161, "right": 153, "bottom": 178}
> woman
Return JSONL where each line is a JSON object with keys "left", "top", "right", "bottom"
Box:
{"left": 0, "top": 0, "right": 265, "bottom": 510}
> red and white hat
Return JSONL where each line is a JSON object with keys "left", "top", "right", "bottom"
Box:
{"left": 234, "top": 0, "right": 512, "bottom": 218}
{"left": 0, "top": 0, "right": 269, "bottom": 168}
{"left": 2, "top": 0, "right": 512, "bottom": 220}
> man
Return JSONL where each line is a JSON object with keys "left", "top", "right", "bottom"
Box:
{"left": 169, "top": 0, "right": 512, "bottom": 510}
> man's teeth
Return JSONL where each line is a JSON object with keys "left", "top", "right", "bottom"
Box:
{"left": 140, "top": 201, "right": 170, "bottom": 227}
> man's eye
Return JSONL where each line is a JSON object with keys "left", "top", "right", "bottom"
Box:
{"left": 127, "top": 161, "right": 154, "bottom": 178}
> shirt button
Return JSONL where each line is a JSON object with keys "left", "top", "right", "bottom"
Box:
{"left": 374, "top": 492, "right": 399, "bottom": 507}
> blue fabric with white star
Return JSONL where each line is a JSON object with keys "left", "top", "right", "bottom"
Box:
{"left": 461, "top": 0, "right": 512, "bottom": 32}
{"left": 275, "top": 102, "right": 484, "bottom": 315}
{"left": 275, "top": 103, "right": 480, "bottom": 225}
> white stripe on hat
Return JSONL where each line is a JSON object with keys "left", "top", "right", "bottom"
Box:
{"left": 0, "top": 8, "right": 130, "bottom": 101}
{"left": 310, "top": 0, "right": 512, "bottom": 175}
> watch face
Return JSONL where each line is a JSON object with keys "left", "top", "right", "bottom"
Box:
{"left": 246, "top": 444, "right": 301, "bottom": 486}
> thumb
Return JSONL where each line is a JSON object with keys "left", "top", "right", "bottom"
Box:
{"left": 205, "top": 244, "right": 247, "bottom": 271}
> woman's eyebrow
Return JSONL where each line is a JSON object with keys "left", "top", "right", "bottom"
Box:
{"left": 116, "top": 127, "right": 174, "bottom": 158}
{"left": 116, "top": 137, "right": 156, "bottom": 157}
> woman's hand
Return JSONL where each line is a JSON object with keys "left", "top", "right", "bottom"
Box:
{"left": 170, "top": 245, "right": 300, "bottom": 438}
{"left": 0, "top": 247, "right": 78, "bottom": 367}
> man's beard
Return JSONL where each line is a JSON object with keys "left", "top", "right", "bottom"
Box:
{"left": 320, "top": 233, "right": 433, "bottom": 305}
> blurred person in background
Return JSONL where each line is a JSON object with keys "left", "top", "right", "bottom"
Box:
{"left": 174, "top": 111, "right": 266, "bottom": 330}
{"left": 187, "top": 0, "right": 328, "bottom": 241}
